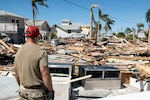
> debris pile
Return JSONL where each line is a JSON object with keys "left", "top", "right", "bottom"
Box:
{"left": 0, "top": 39, "right": 17, "bottom": 65}
{"left": 1, "top": 36, "right": 150, "bottom": 83}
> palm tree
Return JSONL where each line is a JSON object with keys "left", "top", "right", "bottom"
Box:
{"left": 132, "top": 27, "right": 136, "bottom": 40}
{"left": 95, "top": 9, "right": 109, "bottom": 41}
{"left": 124, "top": 27, "right": 132, "bottom": 38}
{"left": 31, "top": 0, "right": 48, "bottom": 26}
{"left": 136, "top": 23, "right": 144, "bottom": 40}
{"left": 90, "top": 8, "right": 115, "bottom": 42}
{"left": 125, "top": 27, "right": 132, "bottom": 33}
{"left": 97, "top": 9, "right": 109, "bottom": 33}
{"left": 146, "top": 8, "right": 150, "bottom": 47}
{"left": 136, "top": 23, "right": 144, "bottom": 33}
{"left": 103, "top": 17, "right": 115, "bottom": 34}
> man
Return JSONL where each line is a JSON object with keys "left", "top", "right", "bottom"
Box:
{"left": 14, "top": 26, "right": 54, "bottom": 100}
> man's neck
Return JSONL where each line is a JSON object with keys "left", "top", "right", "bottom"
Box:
{"left": 25, "top": 37, "right": 37, "bottom": 44}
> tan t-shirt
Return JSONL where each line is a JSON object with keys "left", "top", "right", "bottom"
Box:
{"left": 14, "top": 43, "right": 48, "bottom": 87}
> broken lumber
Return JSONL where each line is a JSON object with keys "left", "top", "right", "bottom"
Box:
{"left": 121, "top": 38, "right": 133, "bottom": 46}
{"left": 66, "top": 74, "right": 92, "bottom": 83}
{"left": 106, "top": 58, "right": 138, "bottom": 65}
{"left": 136, "top": 64, "right": 150, "bottom": 75}
{"left": 0, "top": 39, "right": 15, "bottom": 53}
{"left": 67, "top": 46, "right": 84, "bottom": 51}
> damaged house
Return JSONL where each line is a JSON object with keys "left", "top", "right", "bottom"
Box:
{"left": 52, "top": 19, "right": 83, "bottom": 38}
{"left": 0, "top": 10, "right": 26, "bottom": 44}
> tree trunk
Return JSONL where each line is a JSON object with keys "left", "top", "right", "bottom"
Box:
{"left": 32, "top": 9, "right": 35, "bottom": 26}
{"left": 148, "top": 23, "right": 150, "bottom": 47}
{"left": 89, "top": 8, "right": 93, "bottom": 39}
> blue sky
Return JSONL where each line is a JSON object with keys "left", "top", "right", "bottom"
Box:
{"left": 1, "top": 0, "right": 150, "bottom": 32}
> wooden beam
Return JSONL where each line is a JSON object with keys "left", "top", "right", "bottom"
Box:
{"left": 0, "top": 39, "right": 15, "bottom": 53}
{"left": 66, "top": 74, "right": 92, "bottom": 83}
{"left": 136, "top": 64, "right": 150, "bottom": 75}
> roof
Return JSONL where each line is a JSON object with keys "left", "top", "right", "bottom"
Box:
{"left": 60, "top": 24, "right": 81, "bottom": 30}
{"left": 61, "top": 19, "right": 71, "bottom": 22}
{"left": 25, "top": 20, "right": 48, "bottom": 26}
{"left": 0, "top": 10, "right": 26, "bottom": 19}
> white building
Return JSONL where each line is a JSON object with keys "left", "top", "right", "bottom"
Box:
{"left": 52, "top": 19, "right": 82, "bottom": 38}
{"left": 25, "top": 20, "right": 50, "bottom": 41}
{"left": 0, "top": 10, "right": 27, "bottom": 44}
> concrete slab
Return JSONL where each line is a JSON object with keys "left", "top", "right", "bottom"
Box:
{"left": 71, "top": 83, "right": 141, "bottom": 100}
{"left": 94, "top": 91, "right": 150, "bottom": 100}
{"left": 0, "top": 73, "right": 19, "bottom": 100}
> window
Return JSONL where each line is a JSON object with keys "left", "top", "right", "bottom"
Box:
{"left": 68, "top": 30, "right": 71, "bottom": 33}
{"left": 12, "top": 19, "right": 15, "bottom": 23}
{"left": 16, "top": 20, "right": 19, "bottom": 23}
{"left": 16, "top": 20, "right": 19, "bottom": 26}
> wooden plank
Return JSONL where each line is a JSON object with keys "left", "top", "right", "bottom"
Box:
{"left": 136, "top": 64, "right": 150, "bottom": 75}
{"left": 82, "top": 55, "right": 95, "bottom": 62}
{"left": 108, "top": 56, "right": 150, "bottom": 61}
{"left": 66, "top": 74, "right": 92, "bottom": 83}
{"left": 106, "top": 58, "right": 138, "bottom": 64}
{"left": 0, "top": 39, "right": 15, "bottom": 53}
{"left": 121, "top": 72, "right": 133, "bottom": 84}
{"left": 67, "top": 46, "right": 84, "bottom": 51}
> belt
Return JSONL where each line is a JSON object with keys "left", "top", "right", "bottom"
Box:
{"left": 24, "top": 84, "right": 43, "bottom": 89}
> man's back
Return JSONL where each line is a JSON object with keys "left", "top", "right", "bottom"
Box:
{"left": 14, "top": 26, "right": 54, "bottom": 100}
{"left": 15, "top": 43, "right": 48, "bottom": 87}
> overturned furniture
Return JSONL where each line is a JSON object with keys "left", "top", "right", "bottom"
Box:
{"left": 79, "top": 65, "right": 121, "bottom": 90}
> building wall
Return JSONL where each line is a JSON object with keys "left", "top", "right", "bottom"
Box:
{"left": 0, "top": 15, "right": 25, "bottom": 44}
{"left": 0, "top": 16, "right": 24, "bottom": 29}
{"left": 81, "top": 26, "right": 90, "bottom": 34}
{"left": 38, "top": 22, "right": 50, "bottom": 40}
{"left": 56, "top": 27, "right": 82, "bottom": 38}
{"left": 25, "top": 21, "right": 50, "bottom": 41}
{"left": 56, "top": 28, "right": 69, "bottom": 38}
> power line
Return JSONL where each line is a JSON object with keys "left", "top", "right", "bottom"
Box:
{"left": 64, "top": 0, "right": 137, "bottom": 24}
{"left": 110, "top": 16, "right": 137, "bottom": 24}
{"left": 64, "top": 0, "right": 89, "bottom": 11}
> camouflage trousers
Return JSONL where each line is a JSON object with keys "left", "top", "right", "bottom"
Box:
{"left": 19, "top": 85, "right": 48, "bottom": 100}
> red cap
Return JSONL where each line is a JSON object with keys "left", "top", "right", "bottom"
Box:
{"left": 25, "top": 26, "right": 41, "bottom": 37}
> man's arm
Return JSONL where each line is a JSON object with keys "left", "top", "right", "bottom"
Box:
{"left": 14, "top": 68, "right": 20, "bottom": 85}
{"left": 40, "top": 66, "right": 53, "bottom": 92}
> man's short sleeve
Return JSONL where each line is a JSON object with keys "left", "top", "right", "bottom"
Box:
{"left": 39, "top": 50, "right": 48, "bottom": 67}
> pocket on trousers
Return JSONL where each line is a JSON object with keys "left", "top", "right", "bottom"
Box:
{"left": 28, "top": 90, "right": 44, "bottom": 98}
{"left": 20, "top": 86, "right": 45, "bottom": 98}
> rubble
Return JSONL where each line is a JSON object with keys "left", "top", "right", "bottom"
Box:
{"left": 1, "top": 36, "right": 150, "bottom": 81}
{"left": 1, "top": 36, "right": 150, "bottom": 99}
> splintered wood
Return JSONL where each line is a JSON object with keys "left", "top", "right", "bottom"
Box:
{"left": 1, "top": 37, "right": 150, "bottom": 82}
{"left": 136, "top": 64, "right": 150, "bottom": 75}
